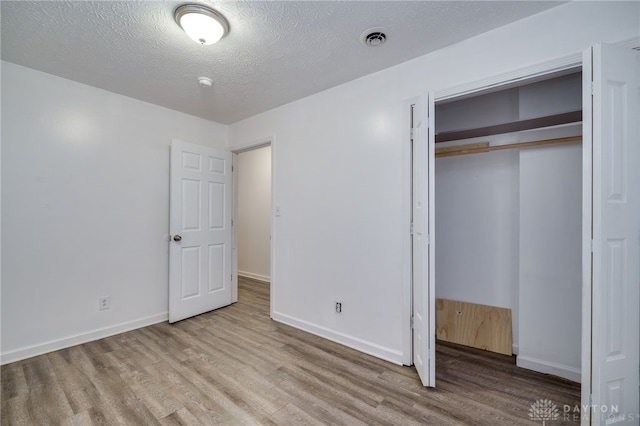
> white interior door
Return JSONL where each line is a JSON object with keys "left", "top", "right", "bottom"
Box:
{"left": 412, "top": 93, "right": 436, "bottom": 387}
{"left": 169, "top": 140, "right": 233, "bottom": 323}
{"left": 583, "top": 44, "right": 639, "bottom": 425}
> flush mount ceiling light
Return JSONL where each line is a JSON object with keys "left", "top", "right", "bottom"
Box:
{"left": 175, "top": 4, "right": 229, "bottom": 45}
{"left": 198, "top": 77, "right": 213, "bottom": 88}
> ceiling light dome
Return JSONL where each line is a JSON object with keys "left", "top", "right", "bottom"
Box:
{"left": 175, "top": 4, "right": 229, "bottom": 45}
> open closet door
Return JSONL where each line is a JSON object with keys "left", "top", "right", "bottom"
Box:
{"left": 412, "top": 93, "right": 436, "bottom": 387}
{"left": 583, "top": 44, "right": 639, "bottom": 425}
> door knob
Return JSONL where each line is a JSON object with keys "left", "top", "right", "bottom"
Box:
{"left": 173, "top": 235, "right": 182, "bottom": 242}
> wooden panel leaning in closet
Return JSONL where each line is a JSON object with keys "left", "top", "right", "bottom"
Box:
{"left": 436, "top": 298, "right": 513, "bottom": 355}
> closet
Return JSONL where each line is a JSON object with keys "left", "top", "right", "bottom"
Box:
{"left": 434, "top": 70, "right": 583, "bottom": 382}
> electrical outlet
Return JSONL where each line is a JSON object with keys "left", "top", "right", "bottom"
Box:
{"left": 99, "top": 296, "right": 110, "bottom": 310}
{"left": 335, "top": 302, "right": 342, "bottom": 313}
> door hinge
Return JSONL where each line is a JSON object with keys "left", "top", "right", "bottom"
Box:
{"left": 410, "top": 223, "right": 414, "bottom": 235}
{"left": 410, "top": 316, "right": 414, "bottom": 329}
{"left": 232, "top": 165, "right": 234, "bottom": 172}
{"left": 589, "top": 394, "right": 593, "bottom": 406}
{"left": 591, "top": 82, "right": 595, "bottom": 96}
{"left": 590, "top": 239, "right": 594, "bottom": 252}
{"left": 231, "top": 274, "right": 233, "bottom": 282}
{"left": 231, "top": 219, "right": 234, "bottom": 227}
{"left": 410, "top": 128, "right": 414, "bottom": 140}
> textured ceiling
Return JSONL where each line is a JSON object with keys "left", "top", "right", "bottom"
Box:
{"left": 1, "top": 1, "right": 565, "bottom": 124}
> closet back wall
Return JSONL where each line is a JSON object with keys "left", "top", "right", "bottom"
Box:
{"left": 434, "top": 72, "right": 582, "bottom": 357}
{"left": 518, "top": 143, "right": 582, "bottom": 381}
{"left": 435, "top": 148, "right": 520, "bottom": 347}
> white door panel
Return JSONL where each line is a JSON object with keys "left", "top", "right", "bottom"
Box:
{"left": 412, "top": 93, "right": 436, "bottom": 387}
{"left": 170, "top": 140, "right": 233, "bottom": 323}
{"left": 584, "top": 44, "right": 639, "bottom": 425}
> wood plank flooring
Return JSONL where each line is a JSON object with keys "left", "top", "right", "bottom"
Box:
{"left": 1, "top": 277, "right": 580, "bottom": 425}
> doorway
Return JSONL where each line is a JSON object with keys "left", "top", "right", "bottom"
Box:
{"left": 409, "top": 44, "right": 640, "bottom": 423}
{"left": 232, "top": 143, "right": 273, "bottom": 304}
{"left": 433, "top": 70, "right": 583, "bottom": 383}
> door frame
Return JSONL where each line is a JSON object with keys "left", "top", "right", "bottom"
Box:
{"left": 406, "top": 54, "right": 583, "bottom": 373}
{"left": 230, "top": 137, "right": 275, "bottom": 315}
{"left": 407, "top": 38, "right": 639, "bottom": 408}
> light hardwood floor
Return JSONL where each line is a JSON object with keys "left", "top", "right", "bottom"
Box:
{"left": 2, "top": 277, "right": 580, "bottom": 425}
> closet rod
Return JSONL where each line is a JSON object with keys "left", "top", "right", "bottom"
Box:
{"left": 435, "top": 135, "right": 582, "bottom": 158}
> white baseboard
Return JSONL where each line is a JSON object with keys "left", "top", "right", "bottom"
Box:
{"left": 516, "top": 354, "right": 581, "bottom": 383}
{"left": 238, "top": 271, "right": 271, "bottom": 283}
{"left": 512, "top": 343, "right": 519, "bottom": 355}
{"left": 272, "top": 310, "right": 404, "bottom": 365}
{"left": 1, "top": 312, "right": 168, "bottom": 365}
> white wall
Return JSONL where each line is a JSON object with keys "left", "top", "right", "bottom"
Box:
{"left": 229, "top": 2, "right": 639, "bottom": 364}
{"left": 436, "top": 89, "right": 519, "bottom": 133}
{"left": 518, "top": 143, "right": 582, "bottom": 381}
{"left": 1, "top": 61, "right": 228, "bottom": 363}
{"left": 237, "top": 146, "right": 271, "bottom": 282}
{"left": 518, "top": 72, "right": 582, "bottom": 119}
{"left": 435, "top": 149, "right": 520, "bottom": 323}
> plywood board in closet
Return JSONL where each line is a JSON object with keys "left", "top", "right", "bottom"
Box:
{"left": 436, "top": 298, "right": 513, "bottom": 355}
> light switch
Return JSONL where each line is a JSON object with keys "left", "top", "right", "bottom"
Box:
{"left": 275, "top": 205, "right": 281, "bottom": 217}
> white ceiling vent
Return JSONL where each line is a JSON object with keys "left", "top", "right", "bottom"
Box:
{"left": 361, "top": 28, "right": 387, "bottom": 47}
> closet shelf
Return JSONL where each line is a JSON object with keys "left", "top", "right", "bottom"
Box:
{"left": 435, "top": 109, "right": 582, "bottom": 143}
